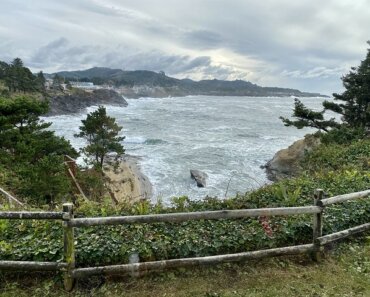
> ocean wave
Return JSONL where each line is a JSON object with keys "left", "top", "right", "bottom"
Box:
{"left": 260, "top": 135, "right": 279, "bottom": 140}
{"left": 124, "top": 136, "right": 146, "bottom": 144}
{"left": 124, "top": 137, "right": 167, "bottom": 145}
{"left": 144, "top": 138, "right": 167, "bottom": 145}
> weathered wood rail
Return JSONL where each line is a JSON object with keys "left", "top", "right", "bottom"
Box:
{"left": 70, "top": 206, "right": 321, "bottom": 227}
{"left": 0, "top": 188, "right": 369, "bottom": 291}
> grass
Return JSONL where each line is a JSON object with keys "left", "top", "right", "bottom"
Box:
{"left": 0, "top": 238, "right": 369, "bottom": 297}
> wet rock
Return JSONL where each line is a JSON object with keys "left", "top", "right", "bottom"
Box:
{"left": 264, "top": 134, "right": 321, "bottom": 181}
{"left": 190, "top": 170, "right": 208, "bottom": 187}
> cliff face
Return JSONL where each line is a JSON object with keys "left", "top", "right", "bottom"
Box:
{"left": 46, "top": 89, "right": 128, "bottom": 116}
{"left": 264, "top": 135, "right": 321, "bottom": 181}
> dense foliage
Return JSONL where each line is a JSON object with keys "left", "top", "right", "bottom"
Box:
{"left": 0, "top": 96, "right": 77, "bottom": 204}
{"left": 0, "top": 58, "right": 45, "bottom": 94}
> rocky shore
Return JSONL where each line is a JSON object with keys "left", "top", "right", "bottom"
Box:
{"left": 46, "top": 89, "right": 128, "bottom": 116}
{"left": 264, "top": 134, "right": 321, "bottom": 181}
{"left": 104, "top": 155, "right": 152, "bottom": 204}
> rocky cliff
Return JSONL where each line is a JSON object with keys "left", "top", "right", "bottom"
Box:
{"left": 264, "top": 134, "right": 321, "bottom": 181}
{"left": 46, "top": 89, "right": 128, "bottom": 116}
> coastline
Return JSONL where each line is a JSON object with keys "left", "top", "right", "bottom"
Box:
{"left": 104, "top": 155, "right": 152, "bottom": 204}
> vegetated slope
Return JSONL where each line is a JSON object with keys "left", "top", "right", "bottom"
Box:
{"left": 52, "top": 67, "right": 326, "bottom": 98}
{"left": 1, "top": 135, "right": 369, "bottom": 267}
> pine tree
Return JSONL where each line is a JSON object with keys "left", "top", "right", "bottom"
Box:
{"left": 0, "top": 96, "right": 78, "bottom": 203}
{"left": 36, "top": 71, "right": 46, "bottom": 92}
{"left": 281, "top": 42, "right": 370, "bottom": 131}
{"left": 75, "top": 106, "right": 125, "bottom": 170}
{"left": 280, "top": 99, "right": 339, "bottom": 132}
{"left": 3, "top": 58, "right": 38, "bottom": 93}
{"left": 324, "top": 41, "right": 370, "bottom": 129}
{"left": 0, "top": 61, "right": 8, "bottom": 80}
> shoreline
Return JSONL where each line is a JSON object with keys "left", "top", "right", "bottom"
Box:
{"left": 104, "top": 155, "right": 152, "bottom": 204}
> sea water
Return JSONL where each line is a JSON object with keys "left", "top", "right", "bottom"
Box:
{"left": 46, "top": 96, "right": 325, "bottom": 202}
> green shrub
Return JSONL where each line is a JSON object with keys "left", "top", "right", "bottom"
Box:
{"left": 301, "top": 138, "right": 370, "bottom": 173}
{"left": 318, "top": 126, "right": 367, "bottom": 145}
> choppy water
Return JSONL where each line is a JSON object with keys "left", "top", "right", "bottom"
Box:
{"left": 46, "top": 96, "right": 326, "bottom": 202}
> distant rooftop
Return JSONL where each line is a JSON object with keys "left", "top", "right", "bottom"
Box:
{"left": 70, "top": 81, "right": 94, "bottom": 87}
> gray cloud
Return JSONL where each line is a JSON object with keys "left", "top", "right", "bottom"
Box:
{"left": 281, "top": 66, "right": 348, "bottom": 79}
{"left": 28, "top": 38, "right": 219, "bottom": 78}
{"left": 181, "top": 30, "right": 224, "bottom": 50}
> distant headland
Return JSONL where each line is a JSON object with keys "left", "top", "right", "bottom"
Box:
{"left": 48, "top": 67, "right": 328, "bottom": 99}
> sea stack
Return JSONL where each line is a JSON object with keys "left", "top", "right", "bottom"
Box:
{"left": 190, "top": 170, "right": 208, "bottom": 187}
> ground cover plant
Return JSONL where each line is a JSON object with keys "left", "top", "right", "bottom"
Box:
{"left": 0, "top": 238, "right": 369, "bottom": 297}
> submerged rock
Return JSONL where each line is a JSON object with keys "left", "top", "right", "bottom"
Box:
{"left": 190, "top": 170, "right": 208, "bottom": 187}
{"left": 264, "top": 134, "right": 321, "bottom": 181}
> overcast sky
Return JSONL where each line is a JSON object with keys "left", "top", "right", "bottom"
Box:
{"left": 1, "top": 0, "right": 369, "bottom": 94}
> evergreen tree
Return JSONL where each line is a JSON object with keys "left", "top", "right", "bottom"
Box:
{"left": 36, "top": 71, "right": 46, "bottom": 92}
{"left": 324, "top": 41, "right": 370, "bottom": 129}
{"left": 0, "top": 61, "right": 8, "bottom": 80}
{"left": 280, "top": 99, "right": 340, "bottom": 132}
{"left": 51, "top": 74, "right": 64, "bottom": 91}
{"left": 281, "top": 42, "right": 370, "bottom": 131}
{"left": 11, "top": 57, "right": 23, "bottom": 68}
{"left": 0, "top": 96, "right": 78, "bottom": 203}
{"left": 75, "top": 106, "right": 125, "bottom": 170}
{"left": 3, "top": 58, "right": 37, "bottom": 93}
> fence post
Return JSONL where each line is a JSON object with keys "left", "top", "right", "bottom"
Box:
{"left": 63, "top": 203, "right": 75, "bottom": 291}
{"left": 312, "top": 189, "right": 324, "bottom": 261}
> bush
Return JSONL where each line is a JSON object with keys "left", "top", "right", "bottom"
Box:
{"left": 318, "top": 126, "right": 367, "bottom": 145}
{"left": 301, "top": 138, "right": 370, "bottom": 173}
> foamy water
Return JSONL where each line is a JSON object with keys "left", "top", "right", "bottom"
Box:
{"left": 46, "top": 95, "right": 326, "bottom": 202}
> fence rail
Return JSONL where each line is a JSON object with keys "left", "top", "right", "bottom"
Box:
{"left": 0, "top": 211, "right": 64, "bottom": 220}
{"left": 0, "top": 261, "right": 66, "bottom": 271}
{"left": 70, "top": 206, "right": 321, "bottom": 227}
{"left": 320, "top": 189, "right": 370, "bottom": 206}
{"left": 316, "top": 223, "right": 370, "bottom": 246}
{"left": 0, "top": 188, "right": 369, "bottom": 291}
{"left": 72, "top": 244, "right": 314, "bottom": 278}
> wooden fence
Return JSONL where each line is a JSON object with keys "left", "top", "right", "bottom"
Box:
{"left": 0, "top": 188, "right": 369, "bottom": 291}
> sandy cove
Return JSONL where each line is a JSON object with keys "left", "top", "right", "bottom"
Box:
{"left": 104, "top": 155, "right": 152, "bottom": 204}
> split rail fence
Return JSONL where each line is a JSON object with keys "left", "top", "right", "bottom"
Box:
{"left": 0, "top": 188, "right": 369, "bottom": 291}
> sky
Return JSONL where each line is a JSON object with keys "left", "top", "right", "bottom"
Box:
{"left": 0, "top": 0, "right": 369, "bottom": 95}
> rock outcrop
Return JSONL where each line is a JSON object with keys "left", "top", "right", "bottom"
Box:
{"left": 47, "top": 89, "right": 128, "bottom": 116}
{"left": 190, "top": 170, "right": 208, "bottom": 187}
{"left": 104, "top": 155, "right": 152, "bottom": 204}
{"left": 264, "top": 135, "right": 321, "bottom": 181}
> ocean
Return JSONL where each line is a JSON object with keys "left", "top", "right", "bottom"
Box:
{"left": 46, "top": 95, "right": 325, "bottom": 202}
